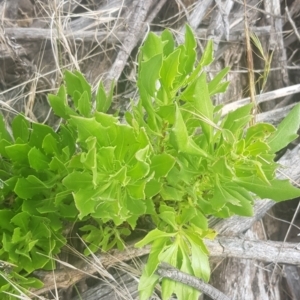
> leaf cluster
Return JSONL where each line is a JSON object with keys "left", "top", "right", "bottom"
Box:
{"left": 0, "top": 25, "right": 300, "bottom": 299}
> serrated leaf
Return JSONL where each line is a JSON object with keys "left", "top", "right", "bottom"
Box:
{"left": 127, "top": 179, "right": 146, "bottom": 199}
{"left": 28, "top": 147, "right": 50, "bottom": 171}
{"left": 184, "top": 24, "right": 197, "bottom": 74}
{"left": 48, "top": 85, "right": 77, "bottom": 119}
{"left": 30, "top": 123, "right": 57, "bottom": 149}
{"left": 160, "top": 48, "right": 181, "bottom": 92}
{"left": 14, "top": 175, "right": 54, "bottom": 199}
{"left": 199, "top": 39, "right": 214, "bottom": 67}
{"left": 160, "top": 185, "right": 185, "bottom": 201}
{"left": 172, "top": 104, "right": 209, "bottom": 157}
{"left": 267, "top": 103, "right": 300, "bottom": 153}
{"left": 161, "top": 29, "right": 175, "bottom": 56}
{"left": 73, "top": 186, "right": 105, "bottom": 219}
{"left": 11, "top": 114, "right": 30, "bottom": 142}
{"left": 145, "top": 179, "right": 162, "bottom": 197}
{"left": 64, "top": 70, "right": 91, "bottom": 106}
{"left": 77, "top": 90, "right": 91, "bottom": 117}
{"left": 96, "top": 81, "right": 114, "bottom": 113}
{"left": 211, "top": 176, "right": 240, "bottom": 209}
{"left": 5, "top": 143, "right": 31, "bottom": 164}
{"left": 138, "top": 54, "right": 162, "bottom": 97}
{"left": 63, "top": 171, "right": 94, "bottom": 191}
{"left": 150, "top": 153, "right": 175, "bottom": 178}
{"left": 181, "top": 72, "right": 214, "bottom": 142}
{"left": 140, "top": 32, "right": 164, "bottom": 61}
{"left": 95, "top": 111, "right": 118, "bottom": 126}
{"left": 69, "top": 116, "right": 108, "bottom": 147}
{"left": 245, "top": 123, "right": 276, "bottom": 145}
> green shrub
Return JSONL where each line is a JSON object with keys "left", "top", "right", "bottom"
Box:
{"left": 0, "top": 25, "right": 300, "bottom": 299}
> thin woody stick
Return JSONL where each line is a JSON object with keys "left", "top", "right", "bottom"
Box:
{"left": 243, "top": 0, "right": 257, "bottom": 125}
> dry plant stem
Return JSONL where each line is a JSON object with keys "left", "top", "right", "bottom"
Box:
{"left": 2, "top": 25, "right": 274, "bottom": 45}
{"left": 264, "top": 0, "right": 289, "bottom": 89}
{"left": 176, "top": 0, "right": 213, "bottom": 44}
{"left": 206, "top": 0, "right": 234, "bottom": 50}
{"left": 206, "top": 237, "right": 300, "bottom": 265}
{"left": 187, "top": 0, "right": 214, "bottom": 29}
{"left": 243, "top": 0, "right": 256, "bottom": 125}
{"left": 33, "top": 238, "right": 300, "bottom": 294}
{"left": 256, "top": 102, "right": 298, "bottom": 125}
{"left": 285, "top": 6, "right": 300, "bottom": 42}
{"left": 103, "top": 0, "right": 154, "bottom": 91}
{"left": 157, "top": 262, "right": 231, "bottom": 300}
{"left": 221, "top": 83, "right": 300, "bottom": 115}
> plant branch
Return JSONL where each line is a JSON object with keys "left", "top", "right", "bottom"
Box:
{"left": 157, "top": 262, "right": 231, "bottom": 300}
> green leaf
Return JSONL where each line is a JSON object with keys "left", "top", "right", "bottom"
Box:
{"left": 208, "top": 67, "right": 230, "bottom": 95}
{"left": 64, "top": 70, "right": 91, "bottom": 106}
{"left": 222, "top": 103, "right": 253, "bottom": 133}
{"left": 267, "top": 103, "right": 300, "bottom": 153}
{"left": 145, "top": 179, "right": 162, "bottom": 197}
{"left": 127, "top": 180, "right": 146, "bottom": 199}
{"left": 245, "top": 123, "right": 276, "bottom": 145}
{"left": 28, "top": 147, "right": 50, "bottom": 171}
{"left": 150, "top": 153, "right": 175, "bottom": 178}
{"left": 77, "top": 91, "right": 91, "bottom": 117}
{"left": 223, "top": 184, "right": 253, "bottom": 216}
{"left": 199, "top": 40, "right": 214, "bottom": 67}
{"left": 11, "top": 114, "right": 30, "bottom": 142}
{"left": 95, "top": 111, "right": 118, "bottom": 126}
{"left": 140, "top": 32, "right": 164, "bottom": 61}
{"left": 135, "top": 228, "right": 175, "bottom": 248}
{"left": 160, "top": 48, "right": 181, "bottom": 92}
{"left": 96, "top": 81, "right": 114, "bottom": 113}
{"left": 5, "top": 143, "right": 31, "bottom": 164}
{"left": 139, "top": 54, "right": 162, "bottom": 97}
{"left": 172, "top": 104, "right": 210, "bottom": 158}
{"left": 188, "top": 235, "right": 210, "bottom": 281}
{"left": 63, "top": 171, "right": 94, "bottom": 191}
{"left": 235, "top": 177, "right": 300, "bottom": 201}
{"left": 184, "top": 24, "right": 197, "bottom": 74}
{"left": 42, "top": 133, "right": 59, "bottom": 156}
{"left": 0, "top": 210, "right": 15, "bottom": 231}
{"left": 69, "top": 116, "right": 108, "bottom": 147}
{"left": 30, "top": 123, "right": 57, "bottom": 149}
{"left": 211, "top": 176, "right": 240, "bottom": 209}
{"left": 161, "top": 185, "right": 185, "bottom": 201}
{"left": 14, "top": 175, "right": 54, "bottom": 199}
{"left": 181, "top": 72, "right": 214, "bottom": 142}
{"left": 159, "top": 205, "right": 177, "bottom": 229}
{"left": 161, "top": 29, "right": 175, "bottom": 56}
{"left": 73, "top": 188, "right": 98, "bottom": 219}
{"left": 48, "top": 85, "right": 77, "bottom": 119}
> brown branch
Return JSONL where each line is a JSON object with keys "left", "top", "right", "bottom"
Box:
{"left": 103, "top": 0, "right": 155, "bottom": 91}
{"left": 157, "top": 262, "right": 232, "bottom": 300}
{"left": 243, "top": 0, "right": 256, "bottom": 125}
{"left": 285, "top": 6, "right": 300, "bottom": 42}
{"left": 221, "top": 84, "right": 300, "bottom": 115}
